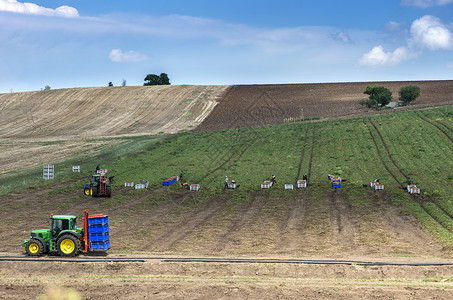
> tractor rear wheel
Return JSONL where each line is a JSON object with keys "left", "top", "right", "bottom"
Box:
{"left": 25, "top": 239, "right": 44, "bottom": 256}
{"left": 91, "top": 186, "right": 98, "bottom": 197}
{"left": 57, "top": 234, "right": 80, "bottom": 257}
{"left": 106, "top": 186, "right": 111, "bottom": 197}
{"left": 84, "top": 187, "right": 90, "bottom": 196}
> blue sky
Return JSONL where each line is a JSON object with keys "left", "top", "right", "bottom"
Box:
{"left": 0, "top": 0, "right": 452, "bottom": 92}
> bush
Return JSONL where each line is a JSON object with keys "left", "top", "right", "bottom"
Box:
{"left": 362, "top": 84, "right": 392, "bottom": 108}
{"left": 399, "top": 85, "right": 420, "bottom": 104}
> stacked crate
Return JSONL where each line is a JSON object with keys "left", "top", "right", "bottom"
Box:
{"left": 297, "top": 180, "right": 307, "bottom": 188}
{"left": 331, "top": 177, "right": 342, "bottom": 189}
{"left": 190, "top": 184, "right": 200, "bottom": 191}
{"left": 374, "top": 184, "right": 384, "bottom": 191}
{"left": 88, "top": 214, "right": 110, "bottom": 251}
{"left": 261, "top": 181, "right": 272, "bottom": 189}
{"left": 124, "top": 182, "right": 134, "bottom": 187}
{"left": 284, "top": 184, "right": 294, "bottom": 190}
{"left": 407, "top": 185, "right": 420, "bottom": 194}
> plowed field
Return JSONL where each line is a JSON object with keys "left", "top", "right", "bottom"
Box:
{"left": 195, "top": 80, "right": 453, "bottom": 131}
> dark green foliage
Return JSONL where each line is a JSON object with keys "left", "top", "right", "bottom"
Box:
{"left": 363, "top": 84, "right": 392, "bottom": 108}
{"left": 144, "top": 73, "right": 171, "bottom": 86}
{"left": 399, "top": 85, "right": 420, "bottom": 104}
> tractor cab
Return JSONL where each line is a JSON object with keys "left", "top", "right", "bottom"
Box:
{"left": 50, "top": 215, "right": 78, "bottom": 239}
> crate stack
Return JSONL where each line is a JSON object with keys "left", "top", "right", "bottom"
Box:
{"left": 261, "top": 181, "right": 272, "bottom": 189}
{"left": 297, "top": 180, "right": 307, "bottom": 188}
{"left": 190, "top": 184, "right": 200, "bottom": 191}
{"left": 162, "top": 176, "right": 178, "bottom": 186}
{"left": 331, "top": 177, "right": 342, "bottom": 189}
{"left": 88, "top": 214, "right": 110, "bottom": 251}
{"left": 407, "top": 185, "right": 420, "bottom": 194}
{"left": 284, "top": 184, "right": 294, "bottom": 190}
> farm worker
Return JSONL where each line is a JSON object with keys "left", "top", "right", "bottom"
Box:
{"left": 303, "top": 174, "right": 308, "bottom": 181}
{"left": 95, "top": 164, "right": 100, "bottom": 173}
{"left": 108, "top": 176, "right": 115, "bottom": 183}
{"left": 271, "top": 175, "right": 276, "bottom": 185}
{"left": 224, "top": 176, "right": 229, "bottom": 189}
{"left": 179, "top": 170, "right": 183, "bottom": 181}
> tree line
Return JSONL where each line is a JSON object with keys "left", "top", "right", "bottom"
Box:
{"left": 360, "top": 84, "right": 420, "bottom": 108}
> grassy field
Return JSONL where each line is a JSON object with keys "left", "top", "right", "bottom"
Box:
{"left": 3, "top": 105, "right": 453, "bottom": 244}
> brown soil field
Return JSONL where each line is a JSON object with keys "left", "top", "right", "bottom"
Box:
{"left": 1, "top": 185, "right": 452, "bottom": 299}
{"left": 194, "top": 80, "right": 453, "bottom": 131}
{"left": 1, "top": 81, "right": 453, "bottom": 299}
{"left": 0, "top": 85, "right": 228, "bottom": 175}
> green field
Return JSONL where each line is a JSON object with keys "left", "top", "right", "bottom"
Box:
{"left": 3, "top": 106, "right": 453, "bottom": 244}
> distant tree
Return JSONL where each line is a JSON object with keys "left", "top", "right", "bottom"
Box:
{"left": 144, "top": 73, "right": 171, "bottom": 86}
{"left": 44, "top": 85, "right": 51, "bottom": 90}
{"left": 159, "top": 73, "right": 170, "bottom": 85}
{"left": 399, "top": 85, "right": 420, "bottom": 105}
{"left": 122, "top": 79, "right": 127, "bottom": 87}
{"left": 363, "top": 84, "right": 392, "bottom": 108}
{"left": 108, "top": 82, "right": 113, "bottom": 87}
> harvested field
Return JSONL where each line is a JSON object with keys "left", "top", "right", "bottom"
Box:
{"left": 194, "top": 80, "right": 453, "bottom": 131}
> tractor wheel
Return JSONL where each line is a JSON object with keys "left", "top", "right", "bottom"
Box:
{"left": 25, "top": 239, "right": 44, "bottom": 256}
{"left": 106, "top": 186, "right": 112, "bottom": 197}
{"left": 57, "top": 234, "right": 80, "bottom": 257}
{"left": 84, "top": 187, "right": 90, "bottom": 196}
{"left": 91, "top": 186, "right": 98, "bottom": 197}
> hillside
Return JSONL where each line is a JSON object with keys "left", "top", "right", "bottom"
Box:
{"left": 0, "top": 85, "right": 227, "bottom": 175}
{"left": 0, "top": 85, "right": 228, "bottom": 139}
{"left": 195, "top": 80, "right": 453, "bottom": 131}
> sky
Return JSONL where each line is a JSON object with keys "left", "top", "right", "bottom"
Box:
{"left": 0, "top": 0, "right": 452, "bottom": 92}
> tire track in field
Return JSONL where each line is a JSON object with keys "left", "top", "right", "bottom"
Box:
{"left": 150, "top": 194, "right": 228, "bottom": 252}
{"left": 295, "top": 127, "right": 310, "bottom": 183}
{"left": 328, "top": 190, "right": 359, "bottom": 250}
{"left": 212, "top": 190, "right": 270, "bottom": 253}
{"left": 306, "top": 125, "right": 316, "bottom": 184}
{"left": 365, "top": 119, "right": 453, "bottom": 234}
{"left": 362, "top": 119, "right": 404, "bottom": 186}
{"left": 416, "top": 111, "right": 453, "bottom": 143}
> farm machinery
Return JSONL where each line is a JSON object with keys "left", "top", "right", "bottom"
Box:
{"left": 84, "top": 170, "right": 112, "bottom": 197}
{"left": 22, "top": 210, "right": 110, "bottom": 257}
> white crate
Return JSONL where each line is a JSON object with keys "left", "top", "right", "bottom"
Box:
{"left": 140, "top": 180, "right": 149, "bottom": 188}
{"left": 228, "top": 183, "right": 237, "bottom": 189}
{"left": 43, "top": 164, "right": 54, "bottom": 180}
{"left": 97, "top": 169, "right": 108, "bottom": 174}
{"left": 135, "top": 184, "right": 146, "bottom": 189}
{"left": 374, "top": 184, "right": 384, "bottom": 190}
{"left": 407, "top": 185, "right": 420, "bottom": 194}
{"left": 190, "top": 184, "right": 200, "bottom": 191}
{"left": 124, "top": 182, "right": 134, "bottom": 187}
{"left": 261, "top": 181, "right": 272, "bottom": 189}
{"left": 297, "top": 180, "right": 307, "bottom": 188}
{"left": 370, "top": 180, "right": 378, "bottom": 187}
{"left": 284, "top": 184, "right": 293, "bottom": 190}
{"left": 72, "top": 166, "right": 80, "bottom": 172}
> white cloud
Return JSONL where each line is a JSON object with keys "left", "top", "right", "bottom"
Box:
{"left": 401, "top": 0, "right": 453, "bottom": 8}
{"left": 0, "top": 0, "right": 78, "bottom": 18}
{"left": 108, "top": 49, "right": 149, "bottom": 63}
{"left": 410, "top": 15, "right": 453, "bottom": 50}
{"left": 358, "top": 46, "right": 410, "bottom": 67}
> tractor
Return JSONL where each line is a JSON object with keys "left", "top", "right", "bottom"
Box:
{"left": 84, "top": 170, "right": 112, "bottom": 197}
{"left": 22, "top": 210, "right": 110, "bottom": 257}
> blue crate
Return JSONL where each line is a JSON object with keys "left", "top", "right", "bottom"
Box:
{"left": 89, "top": 231, "right": 109, "bottom": 242}
{"left": 89, "top": 223, "right": 109, "bottom": 233}
{"left": 162, "top": 177, "right": 178, "bottom": 186}
{"left": 88, "top": 215, "right": 108, "bottom": 225}
{"left": 90, "top": 240, "right": 110, "bottom": 251}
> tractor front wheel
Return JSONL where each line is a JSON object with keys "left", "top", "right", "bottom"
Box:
{"left": 25, "top": 239, "right": 44, "bottom": 256}
{"left": 84, "top": 187, "right": 90, "bottom": 196}
{"left": 57, "top": 234, "right": 80, "bottom": 257}
{"left": 91, "top": 186, "right": 98, "bottom": 197}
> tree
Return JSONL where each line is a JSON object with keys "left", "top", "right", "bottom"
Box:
{"left": 44, "top": 85, "right": 51, "bottom": 90}
{"left": 399, "top": 85, "right": 420, "bottom": 105}
{"left": 363, "top": 84, "right": 392, "bottom": 108}
{"left": 122, "top": 79, "right": 127, "bottom": 87}
{"left": 108, "top": 82, "right": 113, "bottom": 87}
{"left": 144, "top": 73, "right": 171, "bottom": 86}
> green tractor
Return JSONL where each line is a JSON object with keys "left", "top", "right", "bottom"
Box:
{"left": 84, "top": 170, "right": 112, "bottom": 197}
{"left": 22, "top": 210, "right": 110, "bottom": 257}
